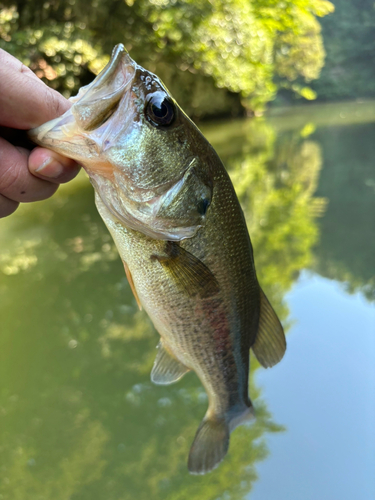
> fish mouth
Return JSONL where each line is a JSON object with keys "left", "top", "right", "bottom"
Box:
{"left": 28, "top": 44, "right": 136, "bottom": 164}
{"left": 29, "top": 44, "right": 206, "bottom": 241}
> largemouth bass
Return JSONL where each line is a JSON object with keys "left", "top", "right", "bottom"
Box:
{"left": 29, "top": 44, "right": 286, "bottom": 475}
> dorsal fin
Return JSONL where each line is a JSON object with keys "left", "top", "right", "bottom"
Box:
{"left": 252, "top": 288, "right": 286, "bottom": 368}
{"left": 151, "top": 341, "right": 190, "bottom": 385}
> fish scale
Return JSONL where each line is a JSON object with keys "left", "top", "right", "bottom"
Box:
{"left": 29, "top": 43, "right": 286, "bottom": 475}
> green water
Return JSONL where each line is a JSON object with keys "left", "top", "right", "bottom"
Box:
{"left": 0, "top": 101, "right": 374, "bottom": 499}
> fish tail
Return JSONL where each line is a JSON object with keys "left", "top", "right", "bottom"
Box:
{"left": 188, "top": 403, "right": 254, "bottom": 475}
{"left": 188, "top": 416, "right": 229, "bottom": 475}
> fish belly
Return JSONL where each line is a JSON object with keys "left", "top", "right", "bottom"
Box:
{"left": 96, "top": 194, "right": 251, "bottom": 417}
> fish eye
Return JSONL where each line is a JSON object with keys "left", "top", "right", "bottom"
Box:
{"left": 146, "top": 93, "right": 175, "bottom": 127}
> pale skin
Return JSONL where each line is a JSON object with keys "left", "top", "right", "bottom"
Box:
{"left": 0, "top": 49, "right": 80, "bottom": 218}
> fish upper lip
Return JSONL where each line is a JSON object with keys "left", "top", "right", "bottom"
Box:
{"left": 69, "top": 44, "right": 136, "bottom": 104}
{"left": 28, "top": 44, "right": 137, "bottom": 158}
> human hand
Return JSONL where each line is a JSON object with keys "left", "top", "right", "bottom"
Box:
{"left": 0, "top": 49, "right": 80, "bottom": 218}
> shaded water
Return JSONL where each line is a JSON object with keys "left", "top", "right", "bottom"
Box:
{"left": 0, "top": 101, "right": 374, "bottom": 499}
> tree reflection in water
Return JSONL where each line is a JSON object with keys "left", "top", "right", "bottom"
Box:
{"left": 0, "top": 117, "right": 324, "bottom": 499}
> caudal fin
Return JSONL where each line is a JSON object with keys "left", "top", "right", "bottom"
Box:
{"left": 188, "top": 417, "right": 229, "bottom": 475}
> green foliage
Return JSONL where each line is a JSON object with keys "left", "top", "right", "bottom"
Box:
{"left": 0, "top": 0, "right": 332, "bottom": 115}
{"left": 253, "top": 0, "right": 333, "bottom": 104}
{"left": 311, "top": 0, "right": 375, "bottom": 101}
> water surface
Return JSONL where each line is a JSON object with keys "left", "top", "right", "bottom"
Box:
{"left": 0, "top": 101, "right": 374, "bottom": 499}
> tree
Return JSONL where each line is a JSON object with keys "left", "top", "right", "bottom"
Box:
{"left": 0, "top": 0, "right": 333, "bottom": 116}
{"left": 312, "top": 122, "right": 375, "bottom": 301}
{"left": 311, "top": 0, "right": 375, "bottom": 101}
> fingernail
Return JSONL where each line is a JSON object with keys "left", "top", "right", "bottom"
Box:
{"left": 35, "top": 157, "right": 64, "bottom": 178}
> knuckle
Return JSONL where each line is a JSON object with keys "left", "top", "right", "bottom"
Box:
{"left": 45, "top": 87, "right": 66, "bottom": 118}
{"left": 0, "top": 159, "right": 22, "bottom": 193}
{"left": 0, "top": 194, "right": 19, "bottom": 218}
{"left": 0, "top": 48, "right": 9, "bottom": 64}
{"left": 19, "top": 62, "right": 33, "bottom": 76}
{"left": 42, "top": 182, "right": 59, "bottom": 198}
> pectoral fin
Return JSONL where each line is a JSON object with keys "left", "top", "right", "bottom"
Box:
{"left": 122, "top": 261, "right": 142, "bottom": 311}
{"left": 151, "top": 242, "right": 220, "bottom": 299}
{"left": 151, "top": 341, "right": 190, "bottom": 385}
{"left": 252, "top": 288, "right": 286, "bottom": 368}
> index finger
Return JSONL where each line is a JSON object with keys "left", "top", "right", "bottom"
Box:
{"left": 0, "top": 49, "right": 70, "bottom": 129}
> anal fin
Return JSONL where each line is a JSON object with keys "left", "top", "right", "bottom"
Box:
{"left": 151, "top": 341, "right": 190, "bottom": 385}
{"left": 122, "top": 261, "right": 142, "bottom": 310}
{"left": 252, "top": 288, "right": 286, "bottom": 368}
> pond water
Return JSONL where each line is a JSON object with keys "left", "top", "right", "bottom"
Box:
{"left": 0, "top": 101, "right": 374, "bottom": 500}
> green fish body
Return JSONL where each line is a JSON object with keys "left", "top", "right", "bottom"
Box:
{"left": 30, "top": 44, "right": 286, "bottom": 474}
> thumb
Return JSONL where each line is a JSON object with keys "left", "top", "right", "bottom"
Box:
{"left": 0, "top": 49, "right": 70, "bottom": 130}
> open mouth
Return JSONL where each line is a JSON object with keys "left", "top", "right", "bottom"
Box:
{"left": 28, "top": 44, "right": 136, "bottom": 161}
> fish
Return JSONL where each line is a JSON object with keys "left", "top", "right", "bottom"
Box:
{"left": 29, "top": 44, "right": 286, "bottom": 475}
